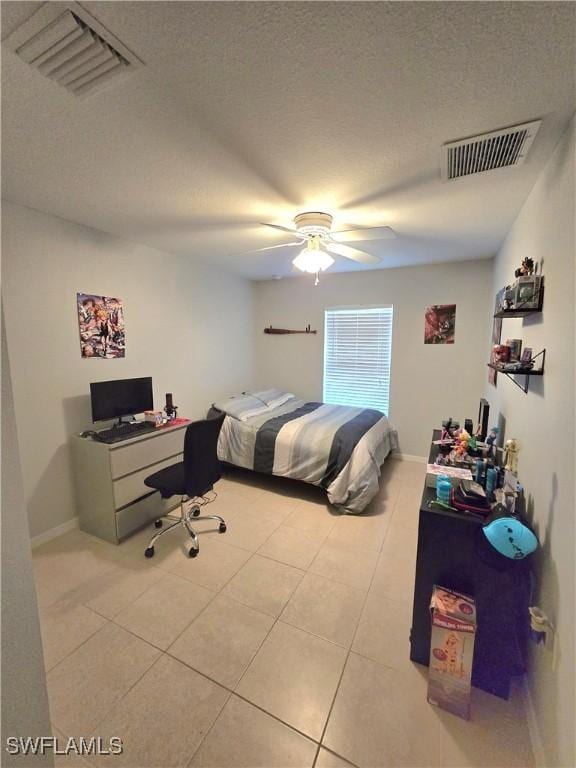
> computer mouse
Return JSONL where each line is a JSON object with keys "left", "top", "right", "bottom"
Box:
{"left": 80, "top": 430, "right": 96, "bottom": 438}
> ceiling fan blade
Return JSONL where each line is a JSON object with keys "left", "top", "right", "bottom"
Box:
{"left": 325, "top": 242, "right": 381, "bottom": 265}
{"left": 331, "top": 225, "right": 396, "bottom": 243}
{"left": 232, "top": 240, "right": 305, "bottom": 257}
{"left": 260, "top": 222, "right": 301, "bottom": 236}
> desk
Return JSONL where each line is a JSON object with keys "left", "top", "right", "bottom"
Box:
{"left": 71, "top": 420, "right": 190, "bottom": 544}
{"left": 409, "top": 431, "right": 531, "bottom": 699}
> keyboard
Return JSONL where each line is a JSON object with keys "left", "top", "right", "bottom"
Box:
{"left": 94, "top": 421, "right": 156, "bottom": 444}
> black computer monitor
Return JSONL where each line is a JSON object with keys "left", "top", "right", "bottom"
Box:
{"left": 90, "top": 377, "right": 153, "bottom": 424}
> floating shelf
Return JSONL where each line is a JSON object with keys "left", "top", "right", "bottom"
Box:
{"left": 487, "top": 349, "right": 545, "bottom": 394}
{"left": 264, "top": 325, "right": 317, "bottom": 335}
{"left": 494, "top": 307, "right": 542, "bottom": 319}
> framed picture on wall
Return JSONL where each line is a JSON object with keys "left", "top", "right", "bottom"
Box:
{"left": 77, "top": 293, "right": 126, "bottom": 358}
{"left": 424, "top": 304, "right": 456, "bottom": 344}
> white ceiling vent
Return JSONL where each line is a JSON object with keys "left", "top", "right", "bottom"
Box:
{"left": 442, "top": 120, "right": 541, "bottom": 181}
{"left": 5, "top": 2, "right": 143, "bottom": 98}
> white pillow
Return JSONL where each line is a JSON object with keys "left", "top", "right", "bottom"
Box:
{"left": 248, "top": 389, "right": 295, "bottom": 409}
{"left": 213, "top": 394, "right": 271, "bottom": 421}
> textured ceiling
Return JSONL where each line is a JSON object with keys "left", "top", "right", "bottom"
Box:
{"left": 2, "top": 1, "right": 575, "bottom": 279}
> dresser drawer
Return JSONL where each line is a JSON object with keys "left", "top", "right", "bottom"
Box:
{"left": 115, "top": 493, "right": 164, "bottom": 540}
{"left": 113, "top": 454, "right": 183, "bottom": 509}
{"left": 110, "top": 429, "right": 185, "bottom": 479}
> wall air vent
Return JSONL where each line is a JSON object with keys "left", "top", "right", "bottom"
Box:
{"left": 442, "top": 120, "right": 541, "bottom": 181}
{"left": 5, "top": 2, "right": 143, "bottom": 98}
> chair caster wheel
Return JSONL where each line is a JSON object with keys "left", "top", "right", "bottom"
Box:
{"left": 154, "top": 520, "right": 163, "bottom": 529}
{"left": 219, "top": 523, "right": 227, "bottom": 533}
{"left": 189, "top": 547, "right": 199, "bottom": 558}
{"left": 192, "top": 507, "right": 201, "bottom": 517}
{"left": 144, "top": 547, "right": 155, "bottom": 558}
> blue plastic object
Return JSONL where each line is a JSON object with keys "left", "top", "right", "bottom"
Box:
{"left": 486, "top": 467, "right": 497, "bottom": 496}
{"left": 436, "top": 475, "right": 452, "bottom": 504}
{"left": 482, "top": 517, "right": 538, "bottom": 560}
{"left": 475, "top": 458, "right": 484, "bottom": 484}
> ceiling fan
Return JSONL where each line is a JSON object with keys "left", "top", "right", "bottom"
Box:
{"left": 236, "top": 212, "right": 396, "bottom": 284}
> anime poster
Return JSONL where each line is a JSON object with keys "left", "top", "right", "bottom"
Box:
{"left": 424, "top": 304, "right": 456, "bottom": 344}
{"left": 77, "top": 294, "right": 125, "bottom": 358}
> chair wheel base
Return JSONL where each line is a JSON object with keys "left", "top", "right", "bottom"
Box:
{"left": 192, "top": 507, "right": 201, "bottom": 517}
{"left": 189, "top": 547, "right": 199, "bottom": 558}
{"left": 144, "top": 546, "right": 155, "bottom": 558}
{"left": 154, "top": 520, "right": 163, "bottom": 529}
{"left": 219, "top": 523, "right": 227, "bottom": 533}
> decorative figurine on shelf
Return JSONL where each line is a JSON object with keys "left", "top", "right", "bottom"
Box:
{"left": 504, "top": 287, "right": 515, "bottom": 310}
{"left": 164, "top": 392, "right": 178, "bottom": 421}
{"left": 504, "top": 438, "right": 520, "bottom": 474}
{"left": 515, "top": 257, "right": 535, "bottom": 279}
{"left": 485, "top": 426, "right": 499, "bottom": 459}
{"left": 441, "top": 418, "right": 458, "bottom": 442}
{"left": 450, "top": 430, "right": 471, "bottom": 463}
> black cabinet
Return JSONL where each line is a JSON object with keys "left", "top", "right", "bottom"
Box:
{"left": 409, "top": 433, "right": 531, "bottom": 699}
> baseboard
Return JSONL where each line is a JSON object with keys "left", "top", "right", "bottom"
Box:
{"left": 31, "top": 516, "right": 79, "bottom": 549}
{"left": 390, "top": 452, "right": 427, "bottom": 464}
{"left": 521, "top": 677, "right": 546, "bottom": 767}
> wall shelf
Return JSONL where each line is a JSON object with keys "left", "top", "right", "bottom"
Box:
{"left": 264, "top": 325, "right": 317, "bottom": 335}
{"left": 494, "top": 307, "right": 542, "bottom": 319}
{"left": 487, "top": 349, "right": 546, "bottom": 394}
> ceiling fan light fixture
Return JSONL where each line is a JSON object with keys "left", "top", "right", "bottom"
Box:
{"left": 292, "top": 247, "right": 334, "bottom": 274}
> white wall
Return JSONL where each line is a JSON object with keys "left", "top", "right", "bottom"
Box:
{"left": 2, "top": 202, "right": 255, "bottom": 539}
{"left": 254, "top": 260, "right": 493, "bottom": 457}
{"left": 485, "top": 118, "right": 575, "bottom": 768}
{"left": 1, "top": 313, "right": 53, "bottom": 766}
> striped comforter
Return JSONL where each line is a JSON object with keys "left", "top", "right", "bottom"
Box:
{"left": 213, "top": 398, "right": 398, "bottom": 513}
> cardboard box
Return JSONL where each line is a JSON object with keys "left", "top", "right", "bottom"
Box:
{"left": 426, "top": 464, "right": 473, "bottom": 488}
{"left": 144, "top": 410, "right": 163, "bottom": 427}
{"left": 427, "top": 586, "right": 477, "bottom": 719}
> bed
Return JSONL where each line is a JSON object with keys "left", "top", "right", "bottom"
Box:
{"left": 210, "top": 391, "right": 398, "bottom": 513}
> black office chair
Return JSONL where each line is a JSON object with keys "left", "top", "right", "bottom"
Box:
{"left": 143, "top": 413, "right": 227, "bottom": 559}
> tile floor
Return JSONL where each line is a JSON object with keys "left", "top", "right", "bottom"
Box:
{"left": 33, "top": 459, "right": 535, "bottom": 768}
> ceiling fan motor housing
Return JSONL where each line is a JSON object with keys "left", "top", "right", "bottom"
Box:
{"left": 294, "top": 211, "right": 333, "bottom": 238}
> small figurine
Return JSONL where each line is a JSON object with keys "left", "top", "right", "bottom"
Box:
{"left": 485, "top": 426, "right": 499, "bottom": 458}
{"left": 504, "top": 287, "right": 516, "bottom": 309}
{"left": 504, "top": 438, "right": 520, "bottom": 474}
{"left": 441, "top": 418, "right": 458, "bottom": 442}
{"left": 451, "top": 429, "right": 470, "bottom": 462}
{"left": 515, "top": 257, "right": 535, "bottom": 279}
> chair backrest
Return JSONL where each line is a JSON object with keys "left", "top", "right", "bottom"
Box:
{"left": 183, "top": 412, "right": 226, "bottom": 498}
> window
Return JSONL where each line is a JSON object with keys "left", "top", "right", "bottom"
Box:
{"left": 323, "top": 306, "right": 393, "bottom": 415}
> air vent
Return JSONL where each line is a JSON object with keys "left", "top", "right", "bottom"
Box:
{"left": 442, "top": 121, "right": 541, "bottom": 181}
{"left": 5, "top": 2, "right": 143, "bottom": 98}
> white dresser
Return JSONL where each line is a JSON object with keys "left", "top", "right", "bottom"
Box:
{"left": 71, "top": 421, "right": 189, "bottom": 544}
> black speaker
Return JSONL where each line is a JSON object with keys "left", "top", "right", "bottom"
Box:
{"left": 477, "top": 399, "right": 490, "bottom": 441}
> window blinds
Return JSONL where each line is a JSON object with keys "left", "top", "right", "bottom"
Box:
{"left": 323, "top": 306, "right": 393, "bottom": 415}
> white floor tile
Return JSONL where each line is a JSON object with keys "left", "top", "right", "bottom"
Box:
{"left": 190, "top": 694, "right": 317, "bottom": 767}
{"left": 237, "top": 621, "right": 347, "bottom": 741}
